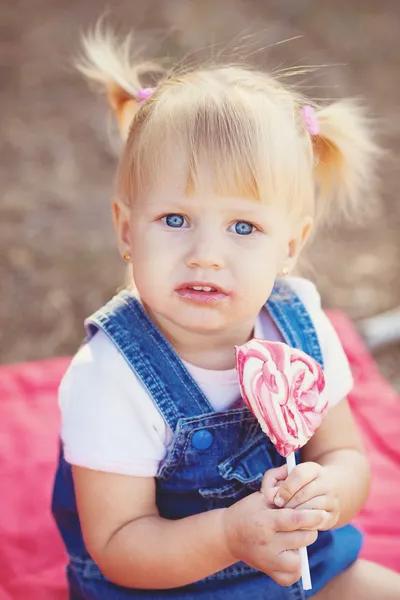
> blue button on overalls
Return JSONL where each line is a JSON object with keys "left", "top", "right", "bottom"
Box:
{"left": 192, "top": 429, "right": 214, "bottom": 450}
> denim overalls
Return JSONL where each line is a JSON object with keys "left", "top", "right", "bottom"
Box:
{"left": 52, "top": 280, "right": 363, "bottom": 600}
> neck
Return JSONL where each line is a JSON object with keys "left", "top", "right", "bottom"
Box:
{"left": 143, "top": 304, "right": 256, "bottom": 370}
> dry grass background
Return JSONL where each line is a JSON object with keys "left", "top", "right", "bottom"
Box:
{"left": 1, "top": 0, "right": 399, "bottom": 388}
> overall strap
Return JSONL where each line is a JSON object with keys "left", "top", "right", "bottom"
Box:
{"left": 266, "top": 280, "right": 324, "bottom": 368}
{"left": 85, "top": 291, "right": 214, "bottom": 432}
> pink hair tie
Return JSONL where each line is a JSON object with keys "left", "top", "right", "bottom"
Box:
{"left": 137, "top": 87, "right": 155, "bottom": 105}
{"left": 301, "top": 105, "right": 320, "bottom": 136}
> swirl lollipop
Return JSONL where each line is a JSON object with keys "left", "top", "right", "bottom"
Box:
{"left": 235, "top": 339, "right": 328, "bottom": 590}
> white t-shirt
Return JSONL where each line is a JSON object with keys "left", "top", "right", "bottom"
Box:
{"left": 60, "top": 277, "right": 353, "bottom": 477}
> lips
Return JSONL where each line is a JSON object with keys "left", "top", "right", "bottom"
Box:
{"left": 175, "top": 281, "right": 230, "bottom": 304}
{"left": 176, "top": 282, "right": 229, "bottom": 295}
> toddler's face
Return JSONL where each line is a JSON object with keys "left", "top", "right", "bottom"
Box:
{"left": 118, "top": 166, "right": 306, "bottom": 338}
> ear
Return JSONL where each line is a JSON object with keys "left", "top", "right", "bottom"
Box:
{"left": 283, "top": 216, "right": 313, "bottom": 274}
{"left": 112, "top": 199, "right": 132, "bottom": 258}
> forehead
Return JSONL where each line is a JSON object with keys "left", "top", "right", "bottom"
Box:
{"left": 120, "top": 93, "right": 313, "bottom": 219}
{"left": 136, "top": 154, "right": 254, "bottom": 207}
{"left": 137, "top": 161, "right": 293, "bottom": 230}
{"left": 135, "top": 146, "right": 262, "bottom": 207}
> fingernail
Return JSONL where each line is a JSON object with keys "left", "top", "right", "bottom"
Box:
{"left": 274, "top": 495, "right": 284, "bottom": 507}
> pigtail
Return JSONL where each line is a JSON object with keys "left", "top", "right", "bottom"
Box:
{"left": 76, "top": 23, "right": 166, "bottom": 138}
{"left": 311, "top": 100, "right": 380, "bottom": 223}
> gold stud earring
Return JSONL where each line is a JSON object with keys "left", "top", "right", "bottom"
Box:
{"left": 123, "top": 251, "right": 131, "bottom": 262}
{"left": 282, "top": 267, "right": 289, "bottom": 276}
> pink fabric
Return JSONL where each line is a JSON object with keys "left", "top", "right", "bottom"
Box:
{"left": 326, "top": 311, "right": 400, "bottom": 572}
{"left": 0, "top": 311, "right": 399, "bottom": 598}
{"left": 0, "top": 358, "right": 69, "bottom": 600}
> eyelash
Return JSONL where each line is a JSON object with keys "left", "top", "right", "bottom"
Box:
{"left": 160, "top": 214, "right": 259, "bottom": 235}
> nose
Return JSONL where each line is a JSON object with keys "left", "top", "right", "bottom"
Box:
{"left": 185, "top": 229, "right": 225, "bottom": 270}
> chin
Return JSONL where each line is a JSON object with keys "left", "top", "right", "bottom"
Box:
{"left": 181, "top": 321, "right": 225, "bottom": 334}
{"left": 171, "top": 309, "right": 228, "bottom": 334}
{"left": 141, "top": 297, "right": 225, "bottom": 332}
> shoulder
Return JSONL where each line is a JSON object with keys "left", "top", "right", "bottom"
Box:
{"left": 285, "top": 277, "right": 354, "bottom": 407}
{"left": 284, "top": 276, "right": 322, "bottom": 312}
{"left": 284, "top": 276, "right": 339, "bottom": 352}
{"left": 284, "top": 277, "right": 333, "bottom": 346}
{"left": 282, "top": 276, "right": 329, "bottom": 349}
{"left": 59, "top": 329, "right": 170, "bottom": 475}
{"left": 68, "top": 327, "right": 125, "bottom": 370}
{"left": 59, "top": 329, "right": 133, "bottom": 406}
{"left": 60, "top": 328, "right": 166, "bottom": 420}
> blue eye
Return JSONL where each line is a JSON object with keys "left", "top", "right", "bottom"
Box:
{"left": 230, "top": 221, "right": 256, "bottom": 235}
{"left": 162, "top": 214, "right": 188, "bottom": 228}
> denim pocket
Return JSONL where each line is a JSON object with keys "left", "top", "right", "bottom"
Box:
{"left": 219, "top": 436, "right": 277, "bottom": 487}
{"left": 199, "top": 436, "right": 276, "bottom": 499}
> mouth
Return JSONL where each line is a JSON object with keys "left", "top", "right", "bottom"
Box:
{"left": 175, "top": 282, "right": 230, "bottom": 304}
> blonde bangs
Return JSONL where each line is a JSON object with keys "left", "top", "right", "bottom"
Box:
{"left": 117, "top": 71, "right": 314, "bottom": 214}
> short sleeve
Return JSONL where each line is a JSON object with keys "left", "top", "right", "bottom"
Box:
{"left": 287, "top": 277, "right": 354, "bottom": 408}
{"left": 59, "top": 329, "right": 172, "bottom": 476}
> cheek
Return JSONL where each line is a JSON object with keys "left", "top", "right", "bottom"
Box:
{"left": 237, "top": 239, "right": 281, "bottom": 278}
{"left": 130, "top": 232, "right": 178, "bottom": 291}
{"left": 130, "top": 225, "right": 160, "bottom": 262}
{"left": 234, "top": 240, "right": 282, "bottom": 301}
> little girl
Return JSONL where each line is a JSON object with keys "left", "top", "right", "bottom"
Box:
{"left": 52, "top": 27, "right": 400, "bottom": 600}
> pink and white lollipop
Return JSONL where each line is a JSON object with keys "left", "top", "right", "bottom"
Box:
{"left": 235, "top": 339, "right": 328, "bottom": 590}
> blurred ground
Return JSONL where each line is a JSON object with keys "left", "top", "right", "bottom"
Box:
{"left": 1, "top": 0, "right": 399, "bottom": 388}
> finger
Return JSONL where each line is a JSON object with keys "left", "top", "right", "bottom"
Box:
{"left": 275, "top": 549, "right": 301, "bottom": 573}
{"left": 293, "top": 498, "right": 338, "bottom": 530}
{"left": 270, "top": 569, "right": 301, "bottom": 587}
{"left": 270, "top": 550, "right": 301, "bottom": 583}
{"left": 262, "top": 486, "right": 280, "bottom": 506}
{"left": 292, "top": 495, "right": 333, "bottom": 512}
{"left": 276, "top": 529, "right": 318, "bottom": 551}
{"left": 261, "top": 464, "right": 288, "bottom": 494}
{"left": 274, "top": 462, "right": 320, "bottom": 507}
{"left": 273, "top": 508, "right": 329, "bottom": 532}
{"left": 284, "top": 479, "right": 325, "bottom": 509}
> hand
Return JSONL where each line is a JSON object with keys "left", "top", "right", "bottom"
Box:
{"left": 273, "top": 462, "right": 340, "bottom": 530}
{"left": 222, "top": 465, "right": 329, "bottom": 586}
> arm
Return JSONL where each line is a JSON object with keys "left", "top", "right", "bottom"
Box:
{"left": 274, "top": 399, "right": 370, "bottom": 528}
{"left": 72, "top": 467, "right": 233, "bottom": 589}
{"left": 72, "top": 465, "right": 327, "bottom": 589}
{"left": 302, "top": 398, "right": 370, "bottom": 526}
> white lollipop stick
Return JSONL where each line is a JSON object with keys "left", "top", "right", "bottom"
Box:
{"left": 286, "top": 452, "right": 312, "bottom": 590}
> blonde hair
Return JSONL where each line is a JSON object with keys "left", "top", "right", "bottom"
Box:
{"left": 78, "top": 25, "right": 379, "bottom": 227}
